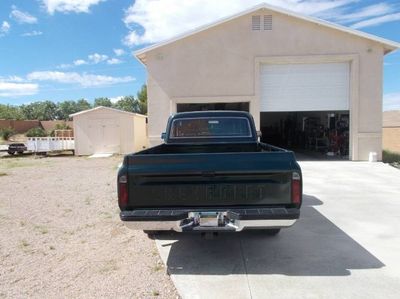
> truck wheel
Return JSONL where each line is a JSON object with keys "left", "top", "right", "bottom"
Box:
{"left": 264, "top": 229, "right": 281, "bottom": 236}
{"left": 7, "top": 151, "right": 15, "bottom": 155}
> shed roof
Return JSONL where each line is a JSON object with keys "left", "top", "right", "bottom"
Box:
{"left": 69, "top": 106, "right": 147, "bottom": 118}
{"left": 383, "top": 110, "right": 400, "bottom": 127}
{"left": 135, "top": 2, "right": 400, "bottom": 64}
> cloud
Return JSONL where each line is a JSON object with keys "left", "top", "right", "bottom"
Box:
{"left": 107, "top": 58, "right": 123, "bottom": 65}
{"left": 0, "top": 81, "right": 39, "bottom": 97}
{"left": 10, "top": 5, "right": 38, "bottom": 24}
{"left": 113, "top": 48, "right": 125, "bottom": 56}
{"left": 351, "top": 12, "right": 400, "bottom": 29}
{"left": 0, "top": 21, "right": 11, "bottom": 36}
{"left": 42, "top": 0, "right": 106, "bottom": 14}
{"left": 331, "top": 3, "right": 394, "bottom": 23}
{"left": 122, "top": 0, "right": 357, "bottom": 46}
{"left": 27, "top": 71, "right": 135, "bottom": 87}
{"left": 21, "top": 30, "right": 43, "bottom": 37}
{"left": 383, "top": 93, "right": 400, "bottom": 111}
{"left": 88, "top": 53, "right": 108, "bottom": 64}
{"left": 110, "top": 96, "right": 123, "bottom": 103}
{"left": 73, "top": 59, "right": 87, "bottom": 66}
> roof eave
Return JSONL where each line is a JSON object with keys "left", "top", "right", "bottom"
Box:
{"left": 133, "top": 2, "right": 400, "bottom": 65}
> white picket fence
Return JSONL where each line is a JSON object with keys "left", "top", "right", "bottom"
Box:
{"left": 27, "top": 137, "right": 74, "bottom": 153}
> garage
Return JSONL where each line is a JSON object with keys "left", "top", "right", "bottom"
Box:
{"left": 260, "top": 62, "right": 350, "bottom": 158}
{"left": 70, "top": 106, "right": 148, "bottom": 156}
{"left": 135, "top": 3, "right": 400, "bottom": 160}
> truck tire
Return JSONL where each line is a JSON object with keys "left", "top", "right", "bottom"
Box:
{"left": 7, "top": 151, "right": 15, "bottom": 155}
{"left": 264, "top": 229, "right": 281, "bottom": 236}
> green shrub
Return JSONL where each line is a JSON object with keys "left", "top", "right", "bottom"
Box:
{"left": 0, "top": 127, "right": 15, "bottom": 140}
{"left": 382, "top": 150, "right": 400, "bottom": 163}
{"left": 26, "top": 127, "right": 48, "bottom": 137}
{"left": 50, "top": 123, "right": 72, "bottom": 137}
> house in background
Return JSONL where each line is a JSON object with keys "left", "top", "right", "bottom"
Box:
{"left": 383, "top": 110, "right": 400, "bottom": 154}
{"left": 135, "top": 3, "right": 400, "bottom": 161}
{"left": 70, "top": 106, "right": 148, "bottom": 155}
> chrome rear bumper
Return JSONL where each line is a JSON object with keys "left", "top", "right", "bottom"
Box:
{"left": 121, "top": 208, "right": 299, "bottom": 232}
{"left": 124, "top": 219, "right": 296, "bottom": 232}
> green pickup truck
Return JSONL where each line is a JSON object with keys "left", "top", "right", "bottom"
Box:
{"left": 118, "top": 111, "right": 302, "bottom": 235}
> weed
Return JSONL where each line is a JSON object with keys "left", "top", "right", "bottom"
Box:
{"left": 99, "top": 260, "right": 119, "bottom": 273}
{"left": 0, "top": 172, "right": 7, "bottom": 176}
{"left": 34, "top": 225, "right": 48, "bottom": 235}
{"left": 19, "top": 221, "right": 26, "bottom": 227}
{"left": 85, "top": 197, "right": 92, "bottom": 205}
{"left": 20, "top": 240, "right": 29, "bottom": 248}
{"left": 153, "top": 264, "right": 163, "bottom": 272}
{"left": 49, "top": 246, "right": 55, "bottom": 250}
{"left": 152, "top": 290, "right": 160, "bottom": 296}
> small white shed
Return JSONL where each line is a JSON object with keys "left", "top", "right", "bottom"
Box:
{"left": 70, "top": 106, "right": 148, "bottom": 155}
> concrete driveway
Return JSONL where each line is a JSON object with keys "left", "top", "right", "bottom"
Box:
{"left": 155, "top": 162, "right": 400, "bottom": 299}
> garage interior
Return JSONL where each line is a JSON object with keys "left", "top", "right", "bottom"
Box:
{"left": 260, "top": 111, "right": 350, "bottom": 159}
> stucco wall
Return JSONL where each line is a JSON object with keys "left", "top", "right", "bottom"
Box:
{"left": 133, "top": 115, "right": 149, "bottom": 152}
{"left": 383, "top": 127, "right": 400, "bottom": 153}
{"left": 144, "top": 7, "right": 386, "bottom": 160}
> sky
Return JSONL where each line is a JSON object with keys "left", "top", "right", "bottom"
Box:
{"left": 0, "top": 0, "right": 399, "bottom": 110}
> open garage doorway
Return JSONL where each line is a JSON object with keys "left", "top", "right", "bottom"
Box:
{"left": 177, "top": 102, "right": 249, "bottom": 113}
{"left": 260, "top": 111, "right": 350, "bottom": 160}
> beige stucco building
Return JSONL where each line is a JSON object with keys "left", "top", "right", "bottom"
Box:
{"left": 70, "top": 106, "right": 148, "bottom": 155}
{"left": 135, "top": 3, "right": 399, "bottom": 160}
{"left": 383, "top": 110, "right": 400, "bottom": 154}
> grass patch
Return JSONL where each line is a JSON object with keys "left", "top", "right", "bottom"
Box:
{"left": 99, "top": 260, "right": 119, "bottom": 273}
{"left": 152, "top": 290, "right": 160, "bottom": 297}
{"left": 0, "top": 172, "right": 7, "bottom": 176}
{"left": 20, "top": 239, "right": 29, "bottom": 248}
{"left": 34, "top": 225, "right": 49, "bottom": 235}
{"left": 383, "top": 150, "right": 400, "bottom": 163}
{"left": 0, "top": 160, "right": 36, "bottom": 170}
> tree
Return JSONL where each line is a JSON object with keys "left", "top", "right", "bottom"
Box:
{"left": 0, "top": 104, "right": 24, "bottom": 119}
{"left": 114, "top": 96, "right": 136, "bottom": 112}
{"left": 136, "top": 84, "right": 147, "bottom": 114}
{"left": 20, "top": 101, "right": 58, "bottom": 120}
{"left": 57, "top": 100, "right": 79, "bottom": 120}
{"left": 76, "top": 99, "right": 91, "bottom": 111}
{"left": 94, "top": 97, "right": 112, "bottom": 107}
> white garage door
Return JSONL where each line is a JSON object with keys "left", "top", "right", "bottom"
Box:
{"left": 260, "top": 62, "right": 350, "bottom": 112}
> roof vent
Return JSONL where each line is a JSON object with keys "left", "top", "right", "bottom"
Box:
{"left": 264, "top": 15, "right": 272, "bottom": 30}
{"left": 252, "top": 15, "right": 261, "bottom": 30}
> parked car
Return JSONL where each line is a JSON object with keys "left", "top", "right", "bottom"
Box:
{"left": 118, "top": 111, "right": 302, "bottom": 235}
{"left": 7, "top": 143, "right": 27, "bottom": 155}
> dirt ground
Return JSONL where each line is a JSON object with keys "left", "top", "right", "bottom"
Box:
{"left": 0, "top": 155, "right": 178, "bottom": 298}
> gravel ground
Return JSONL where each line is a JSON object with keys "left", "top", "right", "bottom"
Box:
{"left": 0, "top": 155, "right": 178, "bottom": 298}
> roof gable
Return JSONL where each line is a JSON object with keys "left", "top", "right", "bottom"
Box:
{"left": 135, "top": 3, "right": 400, "bottom": 64}
{"left": 69, "top": 106, "right": 147, "bottom": 118}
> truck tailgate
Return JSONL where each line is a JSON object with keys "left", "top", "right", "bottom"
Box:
{"left": 124, "top": 151, "right": 297, "bottom": 208}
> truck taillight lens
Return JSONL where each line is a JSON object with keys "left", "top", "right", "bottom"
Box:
{"left": 118, "top": 175, "right": 128, "bottom": 209}
{"left": 291, "top": 172, "right": 301, "bottom": 205}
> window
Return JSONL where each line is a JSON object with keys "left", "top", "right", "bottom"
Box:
{"left": 170, "top": 117, "right": 252, "bottom": 139}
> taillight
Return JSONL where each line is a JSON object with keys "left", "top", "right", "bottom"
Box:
{"left": 291, "top": 172, "right": 301, "bottom": 205}
{"left": 118, "top": 175, "right": 128, "bottom": 209}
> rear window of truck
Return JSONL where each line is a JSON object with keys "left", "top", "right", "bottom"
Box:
{"left": 170, "top": 117, "right": 252, "bottom": 138}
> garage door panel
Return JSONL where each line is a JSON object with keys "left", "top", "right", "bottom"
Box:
{"left": 261, "top": 63, "right": 350, "bottom": 112}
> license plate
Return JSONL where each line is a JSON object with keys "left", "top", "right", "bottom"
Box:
{"left": 199, "top": 212, "right": 219, "bottom": 227}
